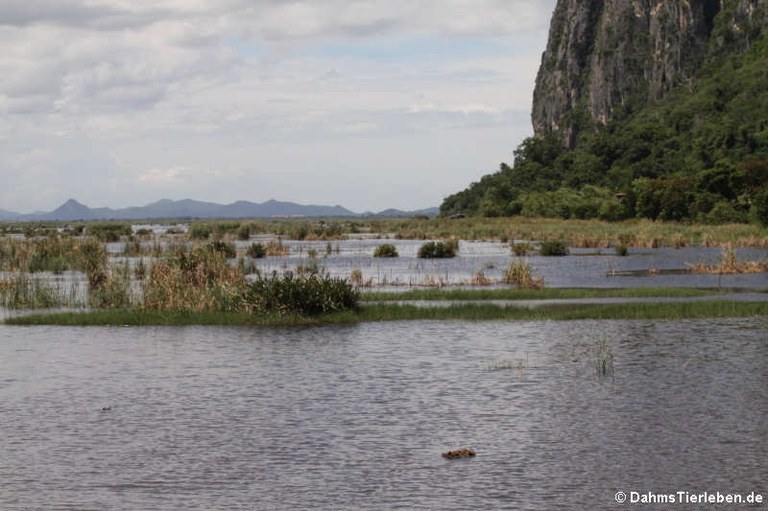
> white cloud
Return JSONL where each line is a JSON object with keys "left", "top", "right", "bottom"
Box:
{"left": 0, "top": 0, "right": 556, "bottom": 212}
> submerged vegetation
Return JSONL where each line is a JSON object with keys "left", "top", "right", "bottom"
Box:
{"left": 7, "top": 301, "right": 768, "bottom": 326}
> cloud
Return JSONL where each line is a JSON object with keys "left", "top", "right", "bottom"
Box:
{"left": 0, "top": 0, "right": 556, "bottom": 212}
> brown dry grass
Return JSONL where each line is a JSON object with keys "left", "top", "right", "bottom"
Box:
{"left": 687, "top": 243, "right": 768, "bottom": 274}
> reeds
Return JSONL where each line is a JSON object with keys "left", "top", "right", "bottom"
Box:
{"left": 141, "top": 247, "right": 245, "bottom": 312}
{"left": 265, "top": 239, "right": 290, "bottom": 256}
{"left": 593, "top": 336, "right": 614, "bottom": 378}
{"left": 687, "top": 243, "right": 768, "bottom": 274}
{"left": 241, "top": 271, "right": 358, "bottom": 316}
{"left": 504, "top": 260, "right": 544, "bottom": 289}
{"left": 0, "top": 274, "right": 63, "bottom": 308}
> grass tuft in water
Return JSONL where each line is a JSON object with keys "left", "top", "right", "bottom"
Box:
{"left": 504, "top": 259, "right": 544, "bottom": 289}
{"left": 593, "top": 336, "right": 615, "bottom": 378}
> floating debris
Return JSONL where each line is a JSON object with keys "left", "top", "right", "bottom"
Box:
{"left": 442, "top": 448, "right": 476, "bottom": 459}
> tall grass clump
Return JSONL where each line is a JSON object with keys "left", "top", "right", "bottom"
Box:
{"left": 504, "top": 260, "right": 543, "bottom": 289}
{"left": 511, "top": 241, "right": 534, "bottom": 256}
{"left": 141, "top": 247, "right": 245, "bottom": 312}
{"left": 88, "top": 260, "right": 133, "bottom": 309}
{"left": 242, "top": 271, "right": 358, "bottom": 316}
{"left": 189, "top": 224, "right": 210, "bottom": 240}
{"left": 418, "top": 241, "right": 457, "bottom": 258}
{"left": 373, "top": 243, "right": 399, "bottom": 258}
{"left": 0, "top": 237, "right": 82, "bottom": 273}
{"left": 0, "top": 274, "right": 62, "bottom": 308}
{"left": 205, "top": 241, "right": 237, "bottom": 259}
{"left": 539, "top": 241, "right": 569, "bottom": 256}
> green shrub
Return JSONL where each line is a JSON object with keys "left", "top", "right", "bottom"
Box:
{"left": 753, "top": 188, "right": 768, "bottom": 226}
{"left": 88, "top": 223, "right": 132, "bottom": 242}
{"left": 237, "top": 225, "right": 251, "bottom": 241}
{"left": 615, "top": 245, "right": 629, "bottom": 256}
{"left": 242, "top": 271, "right": 358, "bottom": 316}
{"left": 246, "top": 243, "right": 266, "bottom": 258}
{"left": 189, "top": 224, "right": 210, "bottom": 240}
{"left": 539, "top": 241, "right": 569, "bottom": 256}
{"left": 373, "top": 243, "right": 399, "bottom": 258}
{"left": 418, "top": 241, "right": 457, "bottom": 259}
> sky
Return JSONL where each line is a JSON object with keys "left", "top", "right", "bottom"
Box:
{"left": 0, "top": 0, "right": 556, "bottom": 214}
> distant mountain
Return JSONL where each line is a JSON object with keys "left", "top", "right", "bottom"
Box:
{"left": 39, "top": 199, "right": 98, "bottom": 221}
{"left": 0, "top": 208, "right": 19, "bottom": 220}
{"left": 5, "top": 198, "right": 361, "bottom": 221}
{"left": 0, "top": 198, "right": 441, "bottom": 222}
{"left": 365, "top": 207, "right": 440, "bottom": 218}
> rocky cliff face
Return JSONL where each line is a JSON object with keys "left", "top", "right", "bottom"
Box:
{"left": 532, "top": 0, "right": 768, "bottom": 147}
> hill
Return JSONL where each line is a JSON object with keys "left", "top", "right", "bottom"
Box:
{"left": 441, "top": 0, "right": 768, "bottom": 225}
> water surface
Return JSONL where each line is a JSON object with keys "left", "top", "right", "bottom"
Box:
{"left": 0, "top": 319, "right": 765, "bottom": 510}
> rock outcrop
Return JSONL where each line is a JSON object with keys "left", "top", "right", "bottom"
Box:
{"left": 532, "top": 0, "right": 768, "bottom": 147}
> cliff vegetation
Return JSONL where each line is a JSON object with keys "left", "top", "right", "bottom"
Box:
{"left": 441, "top": 1, "right": 768, "bottom": 225}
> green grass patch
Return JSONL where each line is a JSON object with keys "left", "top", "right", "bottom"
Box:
{"left": 360, "top": 287, "right": 746, "bottom": 302}
{"left": 7, "top": 300, "right": 767, "bottom": 326}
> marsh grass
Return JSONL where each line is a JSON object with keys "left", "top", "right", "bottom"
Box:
{"left": 687, "top": 243, "right": 768, "bottom": 274}
{"left": 511, "top": 242, "right": 534, "bottom": 256}
{"left": 470, "top": 269, "right": 492, "bottom": 286}
{"left": 488, "top": 354, "right": 529, "bottom": 373}
{"left": 11, "top": 300, "right": 767, "bottom": 326}
{"left": 89, "top": 260, "right": 133, "bottom": 309}
{"left": 141, "top": 247, "right": 245, "bottom": 312}
{"left": 265, "top": 239, "right": 290, "bottom": 256}
{"left": 0, "top": 274, "right": 63, "bottom": 308}
{"left": 504, "top": 259, "right": 544, "bottom": 289}
{"left": 360, "top": 287, "right": 735, "bottom": 301}
{"left": 241, "top": 271, "right": 358, "bottom": 316}
{"left": 539, "top": 241, "right": 569, "bottom": 256}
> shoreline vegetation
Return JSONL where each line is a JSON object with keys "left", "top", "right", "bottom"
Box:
{"left": 2, "top": 216, "right": 767, "bottom": 248}
{"left": 2, "top": 217, "right": 767, "bottom": 326}
{"left": 6, "top": 301, "right": 768, "bottom": 327}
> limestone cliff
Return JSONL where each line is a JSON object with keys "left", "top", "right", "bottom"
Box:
{"left": 532, "top": 0, "right": 768, "bottom": 147}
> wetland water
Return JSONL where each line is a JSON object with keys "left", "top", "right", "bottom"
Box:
{"left": 1, "top": 318, "right": 765, "bottom": 510}
{"left": 241, "top": 239, "right": 768, "bottom": 288}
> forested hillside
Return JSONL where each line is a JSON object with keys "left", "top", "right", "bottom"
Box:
{"left": 441, "top": 1, "right": 768, "bottom": 224}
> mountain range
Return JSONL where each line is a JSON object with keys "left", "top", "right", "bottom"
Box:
{"left": 0, "top": 199, "right": 438, "bottom": 222}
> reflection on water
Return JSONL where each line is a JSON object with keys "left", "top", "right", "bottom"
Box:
{"left": 0, "top": 318, "right": 765, "bottom": 510}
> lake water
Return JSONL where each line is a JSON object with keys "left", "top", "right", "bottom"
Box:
{"left": 240, "top": 239, "right": 768, "bottom": 289}
{"left": 1, "top": 318, "right": 765, "bottom": 510}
